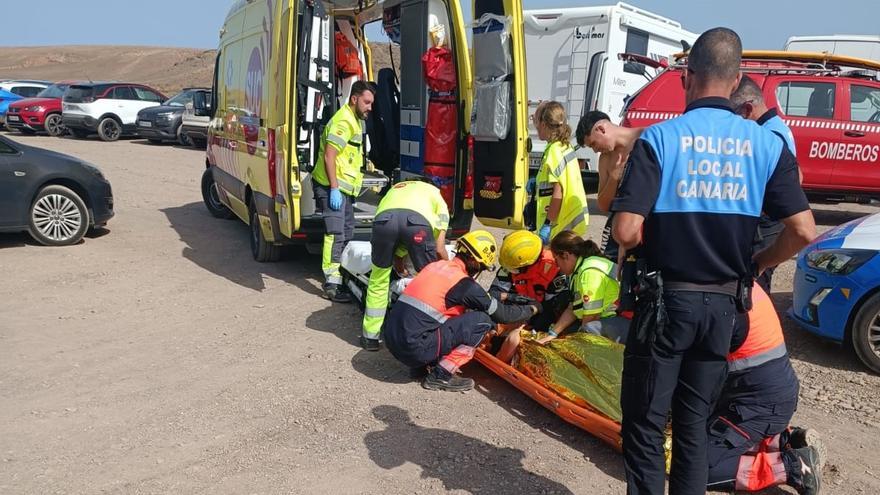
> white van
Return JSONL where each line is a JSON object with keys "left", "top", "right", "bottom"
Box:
{"left": 524, "top": 2, "right": 698, "bottom": 173}
{"left": 785, "top": 35, "right": 880, "bottom": 62}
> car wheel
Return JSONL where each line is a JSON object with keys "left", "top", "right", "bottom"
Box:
{"left": 70, "top": 129, "right": 89, "bottom": 139}
{"left": 176, "top": 125, "right": 193, "bottom": 146}
{"left": 200, "top": 168, "right": 234, "bottom": 219}
{"left": 147, "top": 138, "right": 163, "bottom": 145}
{"left": 44, "top": 114, "right": 65, "bottom": 137}
{"left": 852, "top": 292, "right": 880, "bottom": 374}
{"left": 19, "top": 128, "right": 37, "bottom": 135}
{"left": 249, "top": 200, "right": 280, "bottom": 262}
{"left": 28, "top": 185, "right": 90, "bottom": 246}
{"left": 97, "top": 117, "right": 121, "bottom": 142}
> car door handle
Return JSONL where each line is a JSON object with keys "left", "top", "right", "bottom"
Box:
{"left": 845, "top": 130, "right": 866, "bottom": 137}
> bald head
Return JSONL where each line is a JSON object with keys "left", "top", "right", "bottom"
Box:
{"left": 730, "top": 75, "right": 765, "bottom": 108}
{"left": 688, "top": 27, "right": 742, "bottom": 82}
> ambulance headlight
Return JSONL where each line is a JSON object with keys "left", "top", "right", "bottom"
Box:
{"left": 805, "top": 249, "right": 876, "bottom": 275}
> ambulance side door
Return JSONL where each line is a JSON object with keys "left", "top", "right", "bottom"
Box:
{"left": 470, "top": 0, "right": 529, "bottom": 229}
{"left": 833, "top": 81, "right": 880, "bottom": 190}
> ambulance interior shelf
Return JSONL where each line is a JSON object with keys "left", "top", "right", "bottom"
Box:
{"left": 471, "top": 14, "right": 513, "bottom": 142}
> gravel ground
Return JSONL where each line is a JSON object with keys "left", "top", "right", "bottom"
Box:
{"left": 1, "top": 133, "right": 879, "bottom": 494}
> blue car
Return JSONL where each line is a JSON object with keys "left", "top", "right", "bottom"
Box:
{"left": 0, "top": 88, "right": 24, "bottom": 126}
{"left": 791, "top": 212, "right": 880, "bottom": 374}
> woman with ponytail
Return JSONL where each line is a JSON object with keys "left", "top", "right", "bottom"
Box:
{"left": 532, "top": 101, "right": 589, "bottom": 244}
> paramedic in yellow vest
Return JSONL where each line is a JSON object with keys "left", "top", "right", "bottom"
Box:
{"left": 540, "top": 230, "right": 630, "bottom": 344}
{"left": 533, "top": 101, "right": 589, "bottom": 244}
{"left": 360, "top": 179, "right": 450, "bottom": 351}
{"left": 313, "top": 81, "right": 375, "bottom": 302}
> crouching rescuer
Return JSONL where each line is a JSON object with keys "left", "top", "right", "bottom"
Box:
{"left": 313, "top": 81, "right": 375, "bottom": 302}
{"left": 360, "top": 179, "right": 450, "bottom": 351}
{"left": 384, "top": 231, "right": 540, "bottom": 392}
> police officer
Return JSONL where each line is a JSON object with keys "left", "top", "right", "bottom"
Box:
{"left": 730, "top": 75, "right": 801, "bottom": 293}
{"left": 707, "top": 284, "right": 822, "bottom": 494}
{"left": 533, "top": 101, "right": 589, "bottom": 244}
{"left": 360, "top": 179, "right": 450, "bottom": 351}
{"left": 313, "top": 80, "right": 375, "bottom": 302}
{"left": 610, "top": 28, "right": 816, "bottom": 494}
{"left": 384, "top": 230, "right": 539, "bottom": 392}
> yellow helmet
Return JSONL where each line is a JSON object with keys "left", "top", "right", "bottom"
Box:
{"left": 499, "top": 230, "right": 542, "bottom": 271}
{"left": 456, "top": 230, "right": 497, "bottom": 269}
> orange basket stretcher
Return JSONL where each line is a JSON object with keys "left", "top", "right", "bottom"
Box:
{"left": 473, "top": 347, "right": 622, "bottom": 452}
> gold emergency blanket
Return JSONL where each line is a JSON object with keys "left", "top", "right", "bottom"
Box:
{"left": 516, "top": 332, "right": 623, "bottom": 422}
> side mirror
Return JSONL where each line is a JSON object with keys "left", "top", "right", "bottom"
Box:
{"left": 192, "top": 92, "right": 209, "bottom": 117}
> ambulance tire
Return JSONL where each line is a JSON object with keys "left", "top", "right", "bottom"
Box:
{"left": 249, "top": 201, "right": 281, "bottom": 263}
{"left": 201, "top": 168, "right": 234, "bottom": 219}
{"left": 851, "top": 292, "right": 880, "bottom": 374}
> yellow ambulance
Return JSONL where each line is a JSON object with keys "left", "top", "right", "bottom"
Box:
{"left": 200, "top": 0, "right": 531, "bottom": 261}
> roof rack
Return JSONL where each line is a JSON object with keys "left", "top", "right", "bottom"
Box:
{"left": 670, "top": 50, "right": 880, "bottom": 79}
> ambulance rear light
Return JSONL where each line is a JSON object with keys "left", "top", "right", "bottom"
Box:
{"left": 267, "top": 128, "right": 277, "bottom": 199}
{"left": 465, "top": 135, "right": 475, "bottom": 200}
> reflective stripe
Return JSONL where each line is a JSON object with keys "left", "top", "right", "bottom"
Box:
{"left": 486, "top": 298, "right": 498, "bottom": 315}
{"left": 552, "top": 151, "right": 577, "bottom": 177}
{"left": 728, "top": 343, "right": 787, "bottom": 372}
{"left": 438, "top": 214, "right": 449, "bottom": 223}
{"left": 557, "top": 206, "right": 589, "bottom": 232}
{"left": 350, "top": 134, "right": 363, "bottom": 144}
{"left": 583, "top": 299, "right": 604, "bottom": 310}
{"left": 337, "top": 178, "right": 360, "bottom": 196}
{"left": 365, "top": 307, "right": 387, "bottom": 318}
{"left": 398, "top": 293, "right": 449, "bottom": 323}
{"left": 327, "top": 133, "right": 347, "bottom": 148}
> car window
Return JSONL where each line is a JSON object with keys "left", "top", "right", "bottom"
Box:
{"left": 849, "top": 84, "right": 880, "bottom": 123}
{"left": 623, "top": 29, "right": 649, "bottom": 75}
{"left": 112, "top": 86, "right": 138, "bottom": 100}
{"left": 11, "top": 86, "right": 43, "bottom": 98}
{"left": 775, "top": 81, "right": 836, "bottom": 119}
{"left": 37, "top": 84, "right": 67, "bottom": 99}
{"left": 0, "top": 139, "right": 16, "bottom": 154}
{"left": 164, "top": 91, "right": 194, "bottom": 107}
{"left": 134, "top": 87, "right": 164, "bottom": 102}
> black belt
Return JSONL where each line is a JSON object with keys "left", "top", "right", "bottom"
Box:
{"left": 664, "top": 280, "right": 738, "bottom": 297}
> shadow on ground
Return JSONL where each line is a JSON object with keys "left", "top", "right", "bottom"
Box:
{"left": 365, "top": 404, "right": 576, "bottom": 494}
{"left": 811, "top": 206, "right": 875, "bottom": 227}
{"left": 161, "top": 201, "right": 324, "bottom": 294}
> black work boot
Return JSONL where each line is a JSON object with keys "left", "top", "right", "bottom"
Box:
{"left": 359, "top": 335, "right": 381, "bottom": 352}
{"left": 788, "top": 428, "right": 826, "bottom": 470}
{"left": 785, "top": 446, "right": 821, "bottom": 495}
{"left": 422, "top": 366, "right": 474, "bottom": 392}
{"left": 322, "top": 283, "right": 352, "bottom": 303}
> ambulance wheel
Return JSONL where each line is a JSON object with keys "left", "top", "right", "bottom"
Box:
{"left": 249, "top": 202, "right": 281, "bottom": 263}
{"left": 201, "top": 168, "right": 234, "bottom": 219}
{"left": 851, "top": 292, "right": 880, "bottom": 374}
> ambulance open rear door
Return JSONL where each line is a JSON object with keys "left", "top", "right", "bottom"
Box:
{"left": 470, "top": 0, "right": 529, "bottom": 229}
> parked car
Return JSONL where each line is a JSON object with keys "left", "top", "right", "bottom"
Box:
{"left": 0, "top": 89, "right": 24, "bottom": 128}
{"left": 5, "top": 81, "right": 77, "bottom": 137}
{"left": 790, "top": 212, "right": 880, "bottom": 374}
{"left": 180, "top": 89, "right": 212, "bottom": 148}
{"left": 136, "top": 87, "right": 210, "bottom": 145}
{"left": 0, "top": 80, "right": 50, "bottom": 98}
{"left": 0, "top": 134, "right": 113, "bottom": 245}
{"left": 622, "top": 50, "right": 880, "bottom": 204}
{"left": 62, "top": 83, "right": 166, "bottom": 141}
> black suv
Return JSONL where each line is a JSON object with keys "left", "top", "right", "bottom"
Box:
{"left": 136, "top": 88, "right": 211, "bottom": 146}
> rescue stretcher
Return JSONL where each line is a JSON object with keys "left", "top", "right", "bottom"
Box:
{"left": 340, "top": 242, "right": 623, "bottom": 451}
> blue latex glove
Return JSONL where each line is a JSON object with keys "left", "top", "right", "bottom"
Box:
{"left": 329, "top": 188, "right": 343, "bottom": 211}
{"left": 526, "top": 177, "right": 536, "bottom": 195}
{"left": 538, "top": 224, "right": 551, "bottom": 244}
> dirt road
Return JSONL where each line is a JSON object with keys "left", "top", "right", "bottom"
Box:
{"left": 1, "top": 133, "right": 879, "bottom": 494}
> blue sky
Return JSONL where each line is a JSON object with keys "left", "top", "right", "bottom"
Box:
{"left": 0, "top": 0, "right": 876, "bottom": 50}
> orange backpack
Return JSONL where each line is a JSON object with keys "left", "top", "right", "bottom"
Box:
{"left": 335, "top": 33, "right": 362, "bottom": 78}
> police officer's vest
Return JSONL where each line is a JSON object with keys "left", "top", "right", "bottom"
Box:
{"left": 397, "top": 258, "right": 469, "bottom": 324}
{"left": 570, "top": 255, "right": 619, "bottom": 319}
{"left": 313, "top": 104, "right": 364, "bottom": 196}
{"left": 642, "top": 106, "right": 783, "bottom": 221}
{"left": 762, "top": 113, "right": 797, "bottom": 157}
{"left": 510, "top": 249, "right": 561, "bottom": 302}
{"left": 727, "top": 285, "right": 787, "bottom": 372}
{"left": 376, "top": 181, "right": 450, "bottom": 238}
{"left": 536, "top": 141, "right": 589, "bottom": 238}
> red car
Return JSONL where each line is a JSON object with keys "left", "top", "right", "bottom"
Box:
{"left": 6, "top": 81, "right": 77, "bottom": 137}
{"left": 621, "top": 51, "right": 880, "bottom": 204}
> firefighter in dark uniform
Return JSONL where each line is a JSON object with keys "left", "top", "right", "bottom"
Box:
{"left": 610, "top": 28, "right": 816, "bottom": 494}
{"left": 384, "top": 230, "right": 540, "bottom": 392}
{"left": 707, "top": 284, "right": 823, "bottom": 494}
{"left": 313, "top": 81, "right": 375, "bottom": 302}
